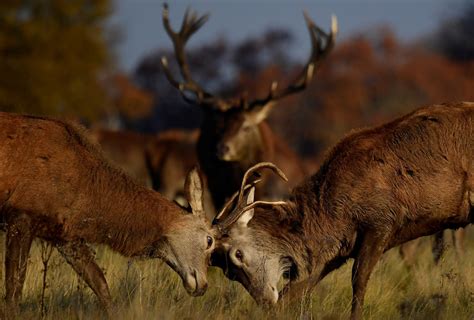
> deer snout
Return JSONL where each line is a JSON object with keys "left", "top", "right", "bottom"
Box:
{"left": 251, "top": 284, "right": 279, "bottom": 306}
{"left": 216, "top": 143, "right": 231, "bottom": 160}
{"left": 183, "top": 269, "right": 208, "bottom": 297}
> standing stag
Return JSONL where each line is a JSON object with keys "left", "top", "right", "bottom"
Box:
{"left": 0, "top": 113, "right": 215, "bottom": 316}
{"left": 161, "top": 4, "right": 337, "bottom": 210}
{"left": 212, "top": 103, "right": 473, "bottom": 320}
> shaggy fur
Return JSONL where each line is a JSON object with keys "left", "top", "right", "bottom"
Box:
{"left": 214, "top": 102, "right": 473, "bottom": 320}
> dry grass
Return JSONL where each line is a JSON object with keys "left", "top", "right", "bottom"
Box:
{"left": 1, "top": 227, "right": 473, "bottom": 320}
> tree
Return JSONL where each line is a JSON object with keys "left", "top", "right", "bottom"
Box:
{"left": 0, "top": 0, "right": 112, "bottom": 119}
{"left": 431, "top": 2, "right": 474, "bottom": 62}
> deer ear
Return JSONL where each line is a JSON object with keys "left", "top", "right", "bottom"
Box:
{"left": 246, "top": 103, "right": 274, "bottom": 125}
{"left": 184, "top": 166, "right": 206, "bottom": 219}
{"left": 237, "top": 187, "right": 255, "bottom": 227}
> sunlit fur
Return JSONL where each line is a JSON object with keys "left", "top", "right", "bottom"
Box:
{"left": 0, "top": 112, "right": 214, "bottom": 314}
{"left": 214, "top": 102, "right": 473, "bottom": 319}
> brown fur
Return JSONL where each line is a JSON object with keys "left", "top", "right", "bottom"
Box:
{"left": 214, "top": 102, "right": 473, "bottom": 319}
{"left": 198, "top": 111, "right": 307, "bottom": 211}
{"left": 0, "top": 113, "right": 214, "bottom": 315}
{"left": 91, "top": 128, "right": 198, "bottom": 200}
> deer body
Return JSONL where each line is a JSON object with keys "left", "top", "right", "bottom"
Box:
{"left": 0, "top": 112, "right": 214, "bottom": 315}
{"left": 214, "top": 103, "right": 473, "bottom": 319}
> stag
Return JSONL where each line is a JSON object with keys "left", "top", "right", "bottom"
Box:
{"left": 212, "top": 103, "right": 473, "bottom": 320}
{"left": 161, "top": 4, "right": 337, "bottom": 210}
{"left": 0, "top": 113, "right": 215, "bottom": 315}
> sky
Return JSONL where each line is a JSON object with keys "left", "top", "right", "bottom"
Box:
{"left": 110, "top": 0, "right": 465, "bottom": 72}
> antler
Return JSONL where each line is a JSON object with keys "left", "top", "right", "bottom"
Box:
{"left": 162, "top": 5, "right": 336, "bottom": 112}
{"left": 161, "top": 4, "right": 232, "bottom": 110}
{"left": 245, "top": 12, "right": 338, "bottom": 110}
{"left": 213, "top": 162, "right": 288, "bottom": 233}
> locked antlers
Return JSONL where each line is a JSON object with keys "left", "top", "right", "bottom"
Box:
{"left": 213, "top": 162, "right": 288, "bottom": 233}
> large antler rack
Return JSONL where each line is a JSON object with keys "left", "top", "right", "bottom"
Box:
{"left": 161, "top": 4, "right": 337, "bottom": 112}
{"left": 161, "top": 3, "right": 233, "bottom": 111}
{"left": 213, "top": 162, "right": 288, "bottom": 234}
{"left": 245, "top": 12, "right": 338, "bottom": 110}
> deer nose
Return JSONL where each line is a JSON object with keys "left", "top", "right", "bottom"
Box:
{"left": 216, "top": 144, "right": 230, "bottom": 158}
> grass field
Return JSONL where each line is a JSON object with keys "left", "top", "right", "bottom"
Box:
{"left": 0, "top": 227, "right": 473, "bottom": 320}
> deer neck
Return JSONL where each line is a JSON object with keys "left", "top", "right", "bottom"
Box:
{"left": 280, "top": 193, "right": 354, "bottom": 281}
{"left": 71, "top": 166, "right": 184, "bottom": 257}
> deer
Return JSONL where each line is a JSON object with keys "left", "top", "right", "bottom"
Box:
{"left": 0, "top": 112, "right": 216, "bottom": 316}
{"left": 160, "top": 4, "right": 337, "bottom": 211}
{"left": 90, "top": 129, "right": 155, "bottom": 188}
{"left": 91, "top": 128, "right": 198, "bottom": 201}
{"left": 211, "top": 102, "right": 474, "bottom": 320}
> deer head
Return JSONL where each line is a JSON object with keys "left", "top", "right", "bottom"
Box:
{"left": 153, "top": 166, "right": 215, "bottom": 296}
{"left": 161, "top": 4, "right": 337, "bottom": 162}
{"left": 210, "top": 162, "right": 297, "bottom": 304}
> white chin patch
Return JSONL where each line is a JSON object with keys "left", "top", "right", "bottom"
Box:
{"left": 221, "top": 153, "right": 237, "bottom": 161}
{"left": 184, "top": 273, "right": 196, "bottom": 292}
{"left": 272, "top": 291, "right": 279, "bottom": 304}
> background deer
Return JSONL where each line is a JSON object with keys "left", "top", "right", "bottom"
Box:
{"left": 0, "top": 112, "right": 215, "bottom": 315}
{"left": 91, "top": 128, "right": 198, "bottom": 202}
{"left": 161, "top": 4, "right": 337, "bottom": 210}
{"left": 212, "top": 103, "right": 473, "bottom": 320}
{"left": 399, "top": 228, "right": 465, "bottom": 265}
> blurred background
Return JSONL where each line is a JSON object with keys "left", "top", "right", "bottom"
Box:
{"left": 1, "top": 0, "right": 473, "bottom": 166}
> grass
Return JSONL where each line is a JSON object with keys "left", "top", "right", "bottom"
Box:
{"left": 0, "top": 227, "right": 473, "bottom": 320}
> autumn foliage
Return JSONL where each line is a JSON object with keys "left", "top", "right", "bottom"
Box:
{"left": 268, "top": 30, "right": 474, "bottom": 161}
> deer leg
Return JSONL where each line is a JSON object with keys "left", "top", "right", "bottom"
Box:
{"left": 398, "top": 239, "right": 420, "bottom": 266}
{"left": 56, "top": 241, "right": 113, "bottom": 315}
{"left": 279, "top": 257, "right": 347, "bottom": 306}
{"left": 452, "top": 228, "right": 465, "bottom": 260}
{"left": 4, "top": 213, "right": 34, "bottom": 316}
{"left": 432, "top": 231, "right": 444, "bottom": 264}
{"left": 351, "top": 230, "right": 390, "bottom": 320}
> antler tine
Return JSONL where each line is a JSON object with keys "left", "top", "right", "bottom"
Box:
{"left": 237, "top": 162, "right": 288, "bottom": 205}
{"left": 247, "top": 11, "right": 337, "bottom": 110}
{"left": 304, "top": 11, "right": 337, "bottom": 68}
{"left": 214, "top": 179, "right": 262, "bottom": 222}
{"left": 161, "top": 3, "right": 221, "bottom": 106}
{"left": 237, "top": 200, "right": 287, "bottom": 218}
{"left": 213, "top": 162, "right": 288, "bottom": 233}
{"left": 216, "top": 200, "right": 287, "bottom": 232}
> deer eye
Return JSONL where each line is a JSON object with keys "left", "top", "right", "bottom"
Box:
{"left": 235, "top": 249, "right": 243, "bottom": 262}
{"left": 206, "top": 236, "right": 213, "bottom": 249}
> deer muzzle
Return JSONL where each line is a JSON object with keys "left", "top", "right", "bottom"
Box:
{"left": 183, "top": 269, "right": 208, "bottom": 296}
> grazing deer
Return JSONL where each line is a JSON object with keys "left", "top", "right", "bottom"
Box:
{"left": 161, "top": 4, "right": 337, "bottom": 210}
{"left": 0, "top": 113, "right": 215, "bottom": 315}
{"left": 212, "top": 103, "right": 473, "bottom": 320}
{"left": 92, "top": 128, "right": 198, "bottom": 201}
